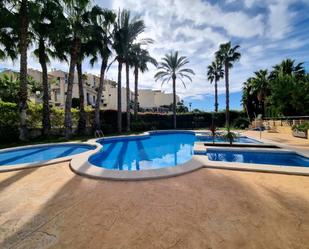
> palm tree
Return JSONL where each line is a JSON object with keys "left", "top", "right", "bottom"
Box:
{"left": 32, "top": 0, "right": 66, "bottom": 136}
{"left": 62, "top": 0, "right": 95, "bottom": 138}
{"left": 271, "top": 59, "right": 305, "bottom": 80}
{"left": 88, "top": 7, "right": 116, "bottom": 131}
{"left": 0, "top": 3, "right": 18, "bottom": 62}
{"left": 113, "top": 9, "right": 146, "bottom": 132}
{"left": 18, "top": 0, "right": 30, "bottom": 141}
{"left": 215, "top": 41, "right": 241, "bottom": 129}
{"left": 154, "top": 51, "right": 195, "bottom": 129}
{"left": 130, "top": 44, "right": 157, "bottom": 119}
{"left": 76, "top": 60, "right": 86, "bottom": 134}
{"left": 242, "top": 78, "right": 258, "bottom": 121}
{"left": 252, "top": 69, "right": 269, "bottom": 116}
{"left": 207, "top": 59, "right": 224, "bottom": 112}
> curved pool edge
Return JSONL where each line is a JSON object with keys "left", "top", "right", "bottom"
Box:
{"left": 70, "top": 130, "right": 309, "bottom": 180}
{"left": 70, "top": 155, "right": 204, "bottom": 181}
{"left": 0, "top": 142, "right": 98, "bottom": 172}
{"left": 71, "top": 130, "right": 201, "bottom": 180}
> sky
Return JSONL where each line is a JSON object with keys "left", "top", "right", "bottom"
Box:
{"left": 1, "top": 0, "right": 309, "bottom": 111}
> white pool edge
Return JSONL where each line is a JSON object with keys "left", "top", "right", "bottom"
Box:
{"left": 1, "top": 130, "right": 308, "bottom": 178}
{"left": 70, "top": 130, "right": 309, "bottom": 180}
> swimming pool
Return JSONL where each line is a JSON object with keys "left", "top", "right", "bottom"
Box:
{"left": 207, "top": 149, "right": 309, "bottom": 167}
{"left": 89, "top": 132, "right": 196, "bottom": 170}
{"left": 0, "top": 143, "right": 96, "bottom": 166}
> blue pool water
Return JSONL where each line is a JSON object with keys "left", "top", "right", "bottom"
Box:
{"left": 89, "top": 132, "right": 196, "bottom": 170}
{"left": 0, "top": 144, "right": 95, "bottom": 166}
{"left": 207, "top": 150, "right": 309, "bottom": 167}
{"left": 196, "top": 135, "right": 261, "bottom": 144}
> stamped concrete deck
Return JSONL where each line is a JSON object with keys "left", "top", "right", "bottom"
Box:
{"left": 244, "top": 130, "right": 309, "bottom": 156}
{"left": 1, "top": 161, "right": 309, "bottom": 249}
{"left": 1, "top": 131, "right": 309, "bottom": 249}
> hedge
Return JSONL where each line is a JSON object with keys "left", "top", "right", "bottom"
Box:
{"left": 0, "top": 101, "right": 246, "bottom": 142}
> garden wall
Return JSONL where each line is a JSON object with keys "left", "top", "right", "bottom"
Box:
{"left": 0, "top": 101, "right": 247, "bottom": 143}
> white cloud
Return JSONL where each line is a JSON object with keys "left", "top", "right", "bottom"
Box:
{"left": 267, "top": 0, "right": 295, "bottom": 39}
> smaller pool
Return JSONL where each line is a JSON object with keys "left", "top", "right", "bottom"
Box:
{"left": 0, "top": 144, "right": 96, "bottom": 166}
{"left": 207, "top": 149, "right": 309, "bottom": 167}
{"left": 196, "top": 135, "right": 261, "bottom": 144}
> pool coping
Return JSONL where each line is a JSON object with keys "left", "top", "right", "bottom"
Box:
{"left": 200, "top": 146, "right": 309, "bottom": 176}
{"left": 71, "top": 130, "right": 202, "bottom": 180}
{"left": 70, "top": 130, "right": 309, "bottom": 180}
{"left": 1, "top": 130, "right": 308, "bottom": 178}
{"left": 0, "top": 142, "right": 98, "bottom": 172}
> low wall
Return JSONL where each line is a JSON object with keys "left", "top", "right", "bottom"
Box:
{"left": 275, "top": 126, "right": 292, "bottom": 134}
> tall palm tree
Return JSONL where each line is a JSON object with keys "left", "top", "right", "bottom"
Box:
{"left": 18, "top": 0, "right": 29, "bottom": 141}
{"left": 88, "top": 7, "right": 116, "bottom": 131}
{"left": 154, "top": 51, "right": 195, "bottom": 129}
{"left": 207, "top": 59, "right": 224, "bottom": 112}
{"left": 62, "top": 0, "right": 95, "bottom": 138}
{"left": 215, "top": 41, "right": 241, "bottom": 129}
{"left": 32, "top": 0, "right": 66, "bottom": 136}
{"left": 130, "top": 44, "right": 157, "bottom": 119}
{"left": 113, "top": 9, "right": 146, "bottom": 132}
{"left": 76, "top": 59, "right": 86, "bottom": 134}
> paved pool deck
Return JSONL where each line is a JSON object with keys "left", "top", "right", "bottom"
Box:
{"left": 0, "top": 131, "right": 309, "bottom": 249}
{"left": 243, "top": 130, "right": 309, "bottom": 156}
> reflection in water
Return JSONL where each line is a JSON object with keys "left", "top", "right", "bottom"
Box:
{"left": 90, "top": 133, "right": 195, "bottom": 170}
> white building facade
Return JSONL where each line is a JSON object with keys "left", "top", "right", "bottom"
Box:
{"left": 137, "top": 89, "right": 179, "bottom": 109}
{"left": 1, "top": 68, "right": 180, "bottom": 113}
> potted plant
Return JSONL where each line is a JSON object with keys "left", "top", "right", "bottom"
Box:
{"left": 292, "top": 122, "right": 309, "bottom": 139}
{"left": 222, "top": 130, "right": 238, "bottom": 145}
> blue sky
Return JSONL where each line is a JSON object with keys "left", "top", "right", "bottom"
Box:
{"left": 1, "top": 0, "right": 309, "bottom": 111}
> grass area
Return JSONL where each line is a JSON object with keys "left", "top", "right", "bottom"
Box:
{"left": 0, "top": 131, "right": 143, "bottom": 150}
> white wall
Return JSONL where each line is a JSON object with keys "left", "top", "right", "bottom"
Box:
{"left": 138, "top": 89, "right": 155, "bottom": 108}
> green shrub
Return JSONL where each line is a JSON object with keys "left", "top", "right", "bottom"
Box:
{"left": 232, "top": 117, "right": 250, "bottom": 129}
{"left": 50, "top": 107, "right": 64, "bottom": 128}
{"left": 27, "top": 102, "right": 42, "bottom": 128}
{"left": 0, "top": 101, "right": 19, "bottom": 142}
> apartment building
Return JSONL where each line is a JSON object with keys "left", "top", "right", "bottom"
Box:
{"left": 49, "top": 69, "right": 101, "bottom": 108}
{"left": 1, "top": 68, "right": 179, "bottom": 112}
{"left": 138, "top": 89, "right": 179, "bottom": 109}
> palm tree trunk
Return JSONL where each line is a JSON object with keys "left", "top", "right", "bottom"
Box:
{"left": 125, "top": 62, "right": 130, "bottom": 132}
{"left": 18, "top": 0, "right": 28, "bottom": 141}
{"left": 117, "top": 60, "right": 122, "bottom": 133}
{"left": 224, "top": 62, "right": 230, "bottom": 130}
{"left": 77, "top": 62, "right": 86, "bottom": 135}
{"left": 172, "top": 76, "right": 177, "bottom": 129}
{"left": 64, "top": 38, "right": 80, "bottom": 139}
{"left": 134, "top": 65, "right": 138, "bottom": 120}
{"left": 38, "top": 37, "right": 50, "bottom": 136}
{"left": 214, "top": 79, "right": 218, "bottom": 112}
{"left": 94, "top": 58, "right": 107, "bottom": 131}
